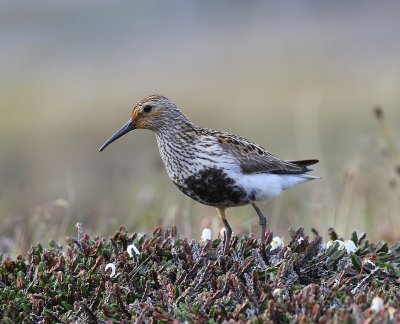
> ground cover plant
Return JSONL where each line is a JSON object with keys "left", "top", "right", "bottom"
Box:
{"left": 1, "top": 225, "right": 399, "bottom": 322}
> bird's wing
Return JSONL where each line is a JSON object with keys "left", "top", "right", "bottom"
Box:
{"left": 215, "top": 132, "right": 318, "bottom": 175}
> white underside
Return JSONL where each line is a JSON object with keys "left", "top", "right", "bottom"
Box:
{"left": 228, "top": 171, "right": 319, "bottom": 202}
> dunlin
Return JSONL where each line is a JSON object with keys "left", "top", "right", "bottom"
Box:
{"left": 100, "top": 95, "right": 318, "bottom": 253}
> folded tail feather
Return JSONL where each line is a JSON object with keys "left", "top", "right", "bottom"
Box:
{"left": 288, "top": 159, "right": 319, "bottom": 167}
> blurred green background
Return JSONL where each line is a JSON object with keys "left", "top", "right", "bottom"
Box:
{"left": 1, "top": 1, "right": 400, "bottom": 254}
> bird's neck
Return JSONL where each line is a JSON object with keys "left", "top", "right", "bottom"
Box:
{"left": 155, "top": 121, "right": 198, "bottom": 181}
{"left": 155, "top": 120, "right": 197, "bottom": 154}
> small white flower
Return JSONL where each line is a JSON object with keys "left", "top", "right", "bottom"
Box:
{"left": 370, "top": 296, "right": 384, "bottom": 313}
{"left": 201, "top": 228, "right": 212, "bottom": 241}
{"left": 388, "top": 307, "right": 396, "bottom": 319}
{"left": 127, "top": 244, "right": 140, "bottom": 257}
{"left": 297, "top": 237, "right": 304, "bottom": 244}
{"left": 272, "top": 288, "right": 282, "bottom": 296}
{"left": 326, "top": 240, "right": 344, "bottom": 249}
{"left": 270, "top": 237, "right": 283, "bottom": 251}
{"left": 341, "top": 240, "right": 357, "bottom": 254}
{"left": 105, "top": 263, "right": 116, "bottom": 278}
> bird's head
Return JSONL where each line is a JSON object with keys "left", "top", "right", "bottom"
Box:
{"left": 130, "top": 94, "right": 173, "bottom": 131}
{"left": 99, "top": 95, "right": 185, "bottom": 152}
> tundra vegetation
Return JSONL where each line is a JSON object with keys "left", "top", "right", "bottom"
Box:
{"left": 1, "top": 225, "right": 399, "bottom": 322}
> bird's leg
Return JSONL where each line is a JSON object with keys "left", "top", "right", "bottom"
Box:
{"left": 217, "top": 208, "right": 232, "bottom": 255}
{"left": 252, "top": 203, "right": 267, "bottom": 245}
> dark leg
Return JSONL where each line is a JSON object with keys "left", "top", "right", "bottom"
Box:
{"left": 217, "top": 208, "right": 232, "bottom": 255}
{"left": 252, "top": 203, "right": 267, "bottom": 244}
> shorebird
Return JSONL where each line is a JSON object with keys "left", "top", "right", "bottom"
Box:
{"left": 100, "top": 95, "right": 318, "bottom": 253}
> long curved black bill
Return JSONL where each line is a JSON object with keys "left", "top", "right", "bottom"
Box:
{"left": 99, "top": 119, "right": 135, "bottom": 152}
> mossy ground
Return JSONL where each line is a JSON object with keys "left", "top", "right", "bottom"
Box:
{"left": 1, "top": 226, "right": 399, "bottom": 323}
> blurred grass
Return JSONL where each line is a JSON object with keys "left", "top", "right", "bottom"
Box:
{"left": 1, "top": 2, "right": 400, "bottom": 254}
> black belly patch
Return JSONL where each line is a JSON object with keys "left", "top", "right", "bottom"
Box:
{"left": 176, "top": 167, "right": 249, "bottom": 207}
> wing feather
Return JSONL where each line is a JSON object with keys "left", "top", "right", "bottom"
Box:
{"left": 214, "top": 132, "right": 318, "bottom": 175}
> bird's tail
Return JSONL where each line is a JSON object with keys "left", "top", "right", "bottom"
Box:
{"left": 287, "top": 159, "right": 319, "bottom": 172}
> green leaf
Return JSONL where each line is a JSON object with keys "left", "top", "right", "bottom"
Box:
{"left": 351, "top": 231, "right": 358, "bottom": 245}
{"left": 375, "top": 242, "right": 388, "bottom": 253}
{"left": 351, "top": 254, "right": 362, "bottom": 272}
{"left": 325, "top": 243, "right": 339, "bottom": 256}
{"left": 212, "top": 239, "right": 222, "bottom": 248}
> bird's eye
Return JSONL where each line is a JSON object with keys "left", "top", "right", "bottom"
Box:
{"left": 143, "top": 105, "right": 153, "bottom": 113}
